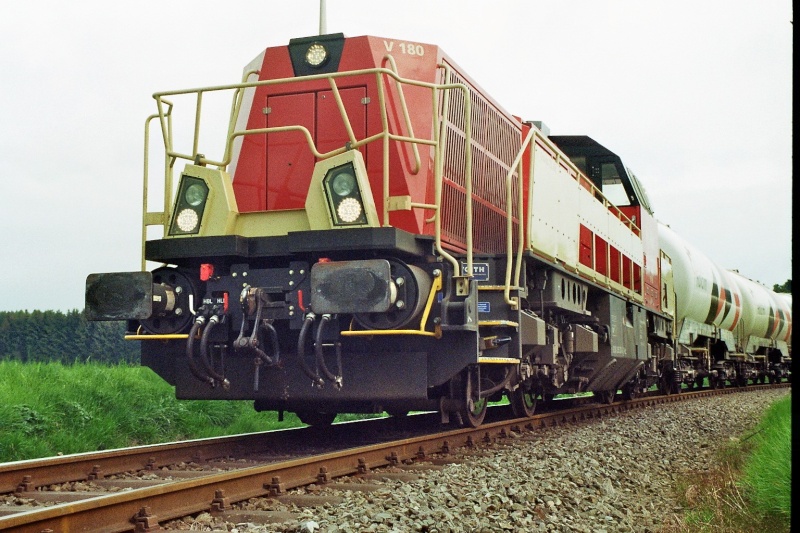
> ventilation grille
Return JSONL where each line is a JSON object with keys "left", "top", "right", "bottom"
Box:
{"left": 440, "top": 68, "right": 521, "bottom": 254}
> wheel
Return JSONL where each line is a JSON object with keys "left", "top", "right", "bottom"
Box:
{"left": 458, "top": 368, "right": 487, "bottom": 427}
{"left": 296, "top": 410, "right": 337, "bottom": 426}
{"left": 621, "top": 383, "right": 638, "bottom": 401}
{"left": 658, "top": 365, "right": 680, "bottom": 395}
{"left": 658, "top": 373, "right": 672, "bottom": 395}
{"left": 510, "top": 387, "right": 538, "bottom": 418}
{"left": 595, "top": 390, "right": 615, "bottom": 404}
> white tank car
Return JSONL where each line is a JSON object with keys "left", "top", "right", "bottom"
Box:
{"left": 728, "top": 271, "right": 792, "bottom": 357}
{"left": 657, "top": 222, "right": 743, "bottom": 351}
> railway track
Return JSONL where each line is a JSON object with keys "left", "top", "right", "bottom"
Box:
{"left": 0, "top": 383, "right": 788, "bottom": 532}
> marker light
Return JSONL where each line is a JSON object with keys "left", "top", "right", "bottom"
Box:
{"left": 169, "top": 175, "right": 209, "bottom": 236}
{"left": 323, "top": 163, "right": 368, "bottom": 226}
{"left": 305, "top": 43, "right": 328, "bottom": 67}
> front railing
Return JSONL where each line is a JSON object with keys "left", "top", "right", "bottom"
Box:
{"left": 141, "top": 61, "right": 478, "bottom": 288}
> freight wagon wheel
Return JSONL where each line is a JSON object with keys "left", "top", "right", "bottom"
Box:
{"left": 658, "top": 369, "right": 680, "bottom": 395}
{"left": 509, "top": 387, "right": 538, "bottom": 418}
{"left": 594, "top": 390, "right": 615, "bottom": 404}
{"left": 459, "top": 368, "right": 487, "bottom": 427}
{"left": 296, "top": 411, "right": 337, "bottom": 427}
{"left": 621, "top": 382, "right": 639, "bottom": 400}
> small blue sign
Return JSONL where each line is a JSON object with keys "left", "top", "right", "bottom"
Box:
{"left": 478, "top": 301, "right": 491, "bottom": 313}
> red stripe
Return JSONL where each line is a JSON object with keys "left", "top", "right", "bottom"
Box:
{"left": 730, "top": 293, "right": 741, "bottom": 329}
{"left": 715, "top": 288, "right": 726, "bottom": 321}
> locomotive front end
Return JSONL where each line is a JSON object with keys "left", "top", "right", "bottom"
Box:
{"left": 85, "top": 33, "right": 508, "bottom": 426}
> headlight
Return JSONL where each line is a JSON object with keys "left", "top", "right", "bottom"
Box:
{"left": 169, "top": 175, "right": 209, "bottom": 235}
{"left": 185, "top": 183, "right": 207, "bottom": 206}
{"left": 175, "top": 208, "right": 200, "bottom": 232}
{"left": 331, "top": 171, "right": 356, "bottom": 196}
{"left": 305, "top": 43, "right": 328, "bottom": 67}
{"left": 323, "top": 163, "right": 367, "bottom": 226}
{"left": 336, "top": 197, "right": 363, "bottom": 223}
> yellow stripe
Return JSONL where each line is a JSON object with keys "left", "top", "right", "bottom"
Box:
{"left": 478, "top": 357, "right": 520, "bottom": 364}
{"left": 340, "top": 329, "right": 439, "bottom": 338}
{"left": 479, "top": 320, "right": 519, "bottom": 327}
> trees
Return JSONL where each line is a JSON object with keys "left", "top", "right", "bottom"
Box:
{"left": 772, "top": 279, "right": 792, "bottom": 293}
{"left": 0, "top": 310, "right": 138, "bottom": 364}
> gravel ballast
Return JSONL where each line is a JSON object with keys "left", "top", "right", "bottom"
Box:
{"left": 173, "top": 388, "right": 790, "bottom": 532}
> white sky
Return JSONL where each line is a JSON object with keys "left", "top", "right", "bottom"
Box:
{"left": 0, "top": 0, "right": 792, "bottom": 312}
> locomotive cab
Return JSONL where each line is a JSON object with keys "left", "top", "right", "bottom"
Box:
{"left": 549, "top": 135, "right": 653, "bottom": 216}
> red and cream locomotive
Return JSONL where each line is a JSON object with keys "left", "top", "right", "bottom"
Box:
{"left": 86, "top": 32, "right": 791, "bottom": 427}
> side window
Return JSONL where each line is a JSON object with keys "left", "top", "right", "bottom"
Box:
{"left": 601, "top": 162, "right": 629, "bottom": 206}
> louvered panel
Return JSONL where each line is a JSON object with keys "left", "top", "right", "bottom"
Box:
{"left": 440, "top": 68, "right": 521, "bottom": 254}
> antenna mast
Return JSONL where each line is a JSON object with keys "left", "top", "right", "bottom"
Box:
{"left": 319, "top": 0, "right": 327, "bottom": 35}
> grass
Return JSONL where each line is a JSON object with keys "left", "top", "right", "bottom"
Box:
{"left": 661, "top": 393, "right": 792, "bottom": 532}
{"left": 0, "top": 360, "right": 304, "bottom": 462}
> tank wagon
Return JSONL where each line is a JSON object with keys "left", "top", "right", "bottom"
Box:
{"left": 85, "top": 33, "right": 791, "bottom": 427}
{"left": 658, "top": 224, "right": 791, "bottom": 389}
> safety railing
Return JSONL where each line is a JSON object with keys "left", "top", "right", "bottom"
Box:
{"left": 141, "top": 61, "right": 478, "bottom": 282}
{"left": 499, "top": 126, "right": 642, "bottom": 306}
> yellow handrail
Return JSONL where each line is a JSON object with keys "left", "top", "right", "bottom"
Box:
{"left": 142, "top": 62, "right": 475, "bottom": 281}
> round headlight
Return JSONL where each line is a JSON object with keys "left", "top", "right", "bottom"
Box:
{"left": 331, "top": 171, "right": 356, "bottom": 196}
{"left": 305, "top": 43, "right": 328, "bottom": 67}
{"left": 176, "top": 208, "right": 200, "bottom": 232}
{"left": 337, "top": 197, "right": 363, "bottom": 223}
{"left": 185, "top": 183, "right": 207, "bottom": 207}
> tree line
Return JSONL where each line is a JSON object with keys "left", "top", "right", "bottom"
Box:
{"left": 773, "top": 279, "right": 791, "bottom": 293}
{"left": 0, "top": 310, "right": 139, "bottom": 364}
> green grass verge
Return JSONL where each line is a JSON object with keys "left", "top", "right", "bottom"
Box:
{"left": 0, "top": 361, "right": 304, "bottom": 462}
{"left": 667, "top": 392, "right": 792, "bottom": 532}
{"left": 739, "top": 394, "right": 792, "bottom": 520}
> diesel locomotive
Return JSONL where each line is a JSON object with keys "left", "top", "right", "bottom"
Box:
{"left": 85, "top": 32, "right": 792, "bottom": 427}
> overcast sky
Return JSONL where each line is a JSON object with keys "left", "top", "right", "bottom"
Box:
{"left": 0, "top": 0, "right": 792, "bottom": 312}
